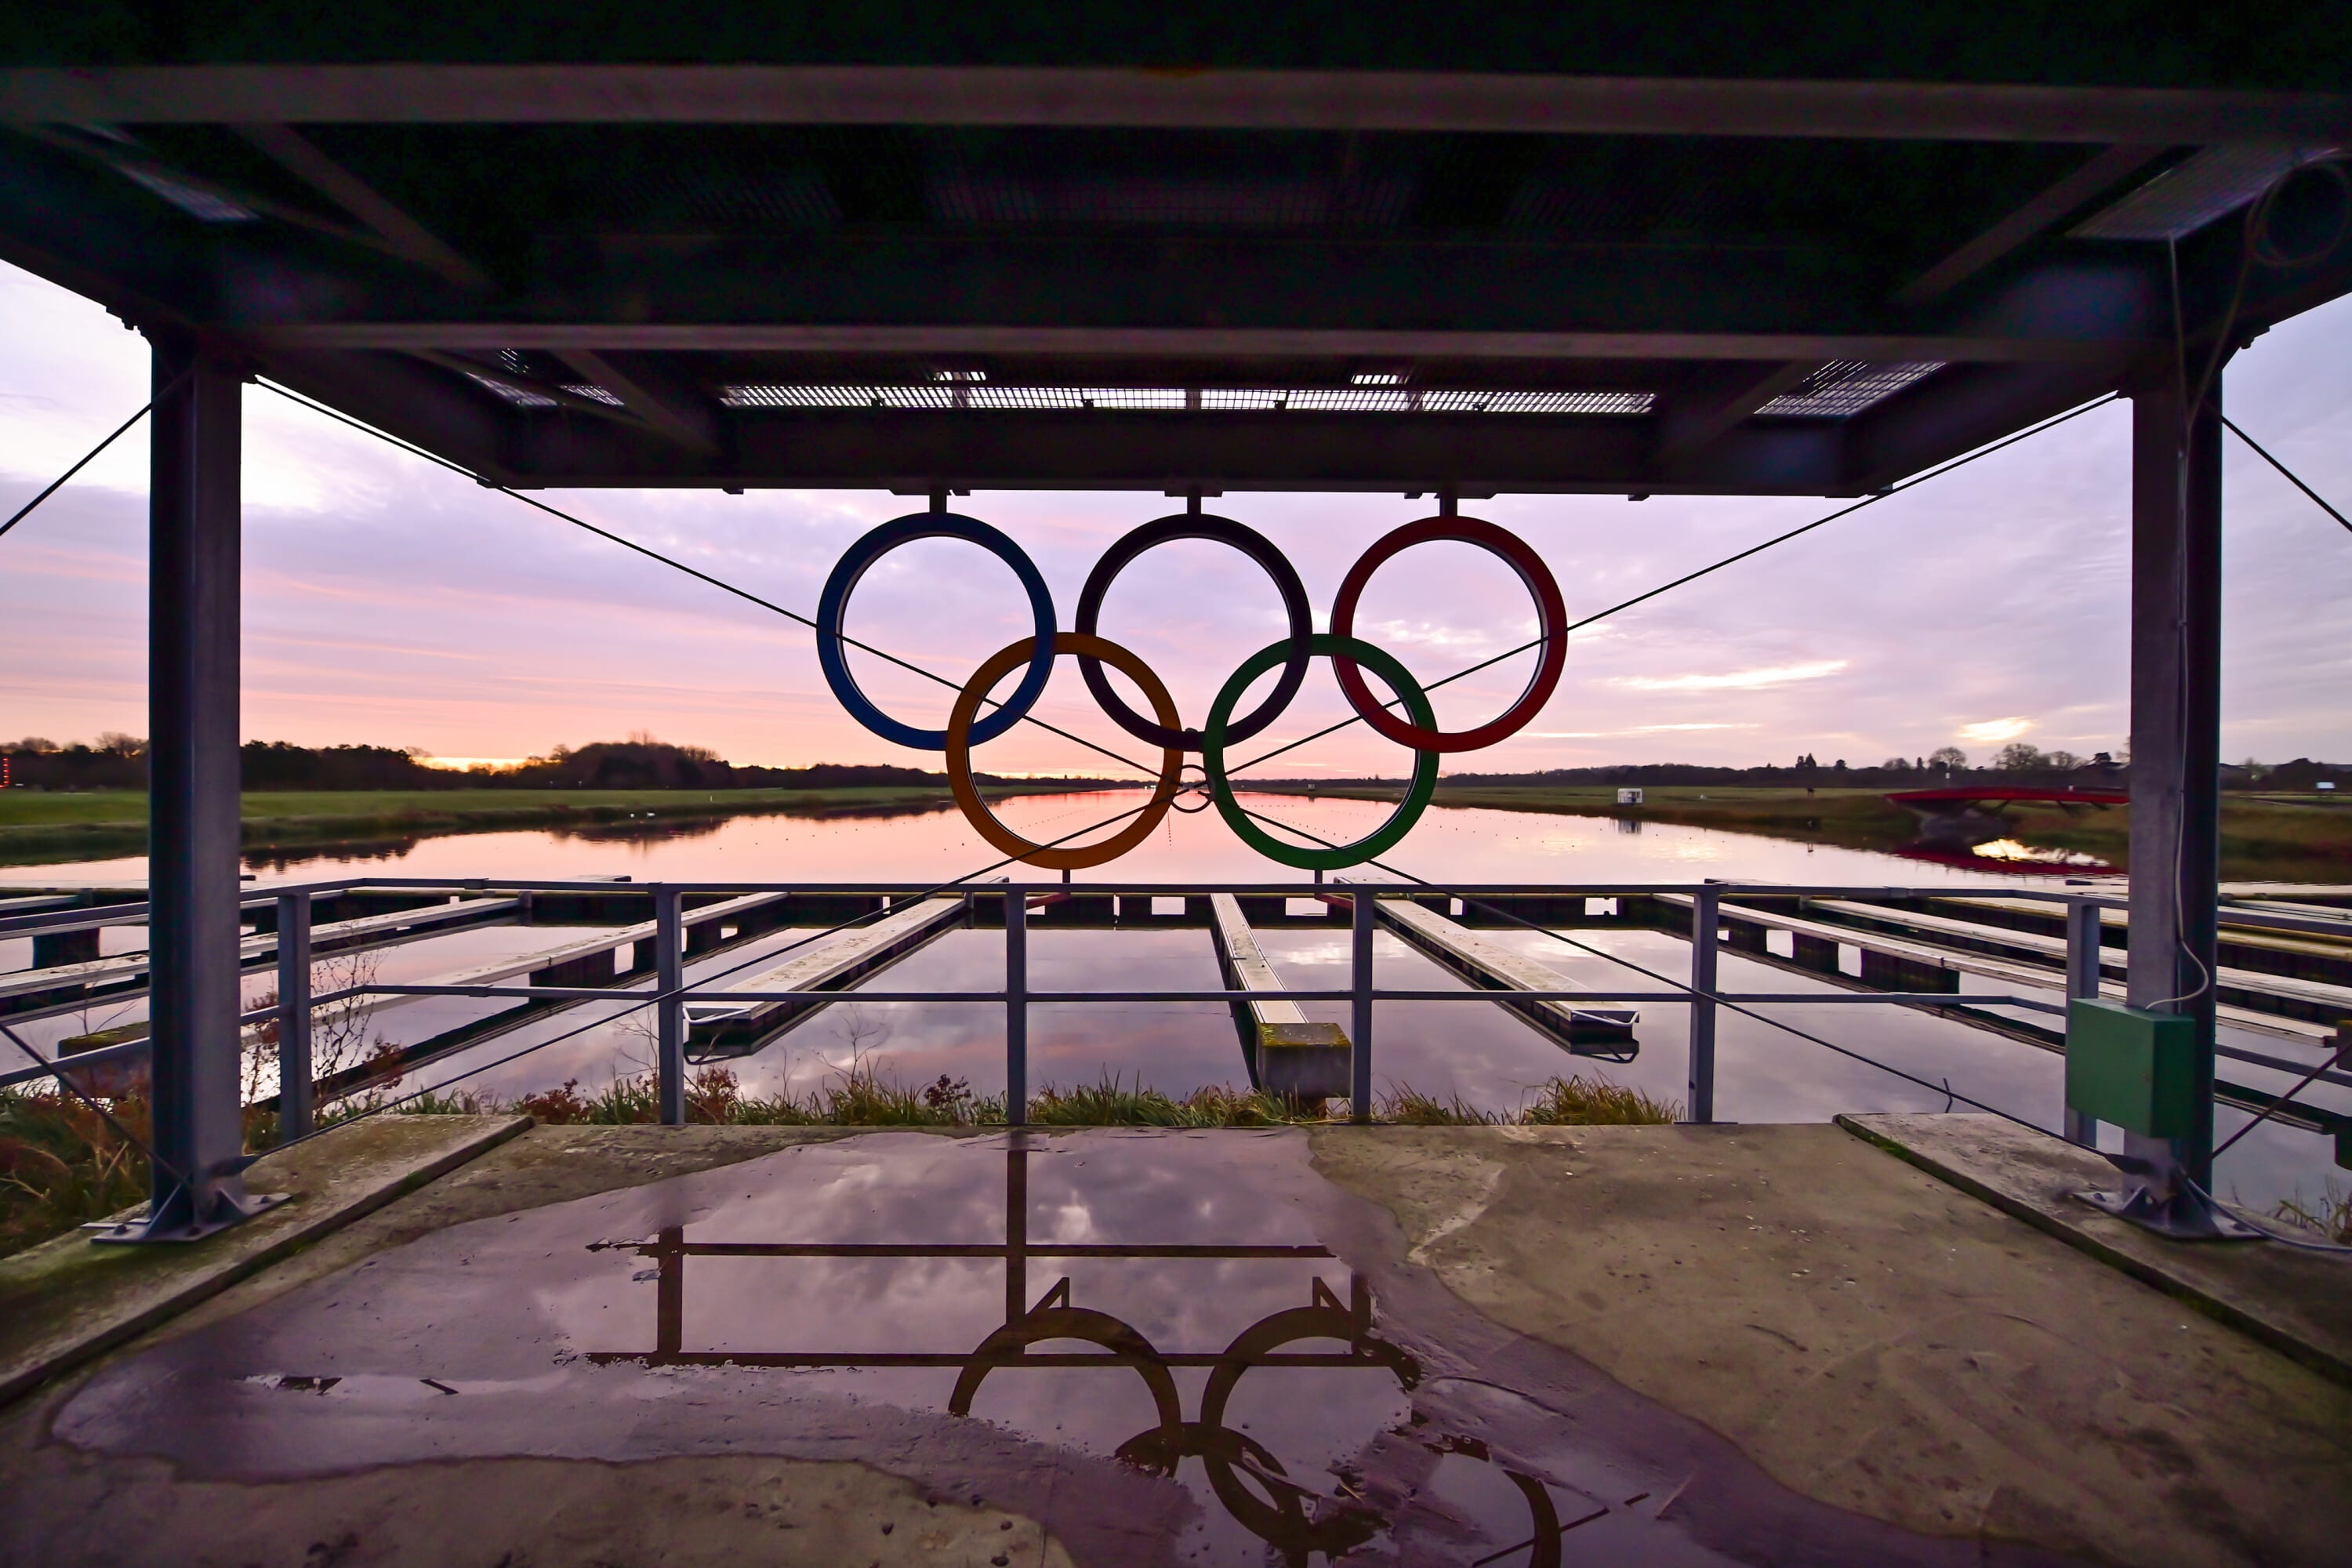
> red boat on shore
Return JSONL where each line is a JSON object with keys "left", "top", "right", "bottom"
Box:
{"left": 1886, "top": 783, "right": 2127, "bottom": 870}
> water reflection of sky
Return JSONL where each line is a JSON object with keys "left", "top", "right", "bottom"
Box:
{"left": 16, "top": 789, "right": 2114, "bottom": 889}
{"left": 5, "top": 792, "right": 2343, "bottom": 1218}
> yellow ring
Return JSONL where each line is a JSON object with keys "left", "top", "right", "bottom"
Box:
{"left": 946, "top": 631, "right": 1184, "bottom": 870}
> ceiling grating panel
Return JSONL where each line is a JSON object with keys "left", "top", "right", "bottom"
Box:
{"left": 465, "top": 372, "right": 558, "bottom": 407}
{"left": 1755, "top": 361, "right": 1940, "bottom": 418}
{"left": 2072, "top": 144, "right": 2336, "bottom": 241}
{"left": 720, "top": 386, "right": 1652, "bottom": 414}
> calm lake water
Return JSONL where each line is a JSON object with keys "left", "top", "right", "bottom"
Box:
{"left": 5, "top": 791, "right": 2343, "bottom": 1216}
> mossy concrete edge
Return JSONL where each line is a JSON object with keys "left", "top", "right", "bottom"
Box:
{"left": 1836, "top": 1111, "right": 2352, "bottom": 1387}
{"left": 0, "top": 1113, "right": 530, "bottom": 1410}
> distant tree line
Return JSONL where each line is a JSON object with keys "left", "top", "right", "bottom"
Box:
{"left": 1285, "top": 747, "right": 2136, "bottom": 791}
{"left": 0, "top": 735, "right": 1046, "bottom": 792}
{"left": 7, "top": 733, "right": 2340, "bottom": 794}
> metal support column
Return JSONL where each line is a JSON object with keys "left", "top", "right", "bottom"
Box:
{"left": 1005, "top": 889, "right": 1029, "bottom": 1126}
{"left": 1350, "top": 888, "right": 1374, "bottom": 1121}
{"left": 2062, "top": 898, "right": 2103, "bottom": 1146}
{"left": 275, "top": 891, "right": 314, "bottom": 1141}
{"left": 103, "top": 332, "right": 278, "bottom": 1242}
{"left": 1686, "top": 887, "right": 1720, "bottom": 1123}
{"left": 2093, "top": 366, "right": 2245, "bottom": 1235}
{"left": 656, "top": 886, "right": 685, "bottom": 1124}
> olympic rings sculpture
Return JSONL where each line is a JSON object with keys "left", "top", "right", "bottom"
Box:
{"left": 815, "top": 508, "right": 1566, "bottom": 869}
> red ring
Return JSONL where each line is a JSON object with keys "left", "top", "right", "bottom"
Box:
{"left": 1327, "top": 517, "right": 1567, "bottom": 753}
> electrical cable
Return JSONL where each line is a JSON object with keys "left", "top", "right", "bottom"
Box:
{"left": 1220, "top": 392, "right": 2122, "bottom": 781}
{"left": 2183, "top": 1174, "right": 2352, "bottom": 1256}
{"left": 2143, "top": 236, "right": 2213, "bottom": 1014}
{"left": 2222, "top": 415, "right": 2352, "bottom": 535}
{"left": 254, "top": 380, "right": 1163, "bottom": 781}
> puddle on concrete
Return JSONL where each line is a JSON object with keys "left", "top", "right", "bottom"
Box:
{"left": 55, "top": 1131, "right": 2076, "bottom": 1566}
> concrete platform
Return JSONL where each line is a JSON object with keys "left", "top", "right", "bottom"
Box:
{"left": 1840, "top": 1112, "right": 2352, "bottom": 1385}
{"left": 2, "top": 1120, "right": 2346, "bottom": 1566}
{"left": 1306, "top": 1122, "right": 2352, "bottom": 1567}
{"left": 0, "top": 1112, "right": 528, "bottom": 1406}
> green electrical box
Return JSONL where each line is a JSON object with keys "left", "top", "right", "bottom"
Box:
{"left": 2066, "top": 998, "right": 2199, "bottom": 1138}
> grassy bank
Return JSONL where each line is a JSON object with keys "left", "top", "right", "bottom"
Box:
{"left": 1254, "top": 782, "right": 2352, "bottom": 883}
{"left": 0, "top": 1069, "right": 1668, "bottom": 1255}
{"left": 0, "top": 782, "right": 1105, "bottom": 867}
{"left": 421, "top": 1065, "right": 1679, "bottom": 1131}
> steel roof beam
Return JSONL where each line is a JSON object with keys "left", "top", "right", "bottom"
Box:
{"left": 233, "top": 124, "right": 490, "bottom": 291}
{"left": 488, "top": 405, "right": 1848, "bottom": 494}
{"left": 1841, "top": 360, "right": 2129, "bottom": 495}
{"left": 248, "top": 321, "right": 2147, "bottom": 365}
{"left": 549, "top": 349, "right": 722, "bottom": 456}
{"left": 256, "top": 348, "right": 516, "bottom": 485}
{"left": 1894, "top": 143, "right": 2171, "bottom": 305}
{"left": 4, "top": 68, "right": 2349, "bottom": 144}
{"left": 1653, "top": 361, "right": 1820, "bottom": 466}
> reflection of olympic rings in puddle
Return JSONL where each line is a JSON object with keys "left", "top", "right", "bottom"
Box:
{"left": 950, "top": 1277, "right": 1567, "bottom": 1565}
{"left": 595, "top": 1217, "right": 1577, "bottom": 1563}
{"left": 816, "top": 509, "right": 1566, "bottom": 868}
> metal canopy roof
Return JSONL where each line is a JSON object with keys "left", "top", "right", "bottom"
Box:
{"left": 4, "top": 9, "right": 2349, "bottom": 495}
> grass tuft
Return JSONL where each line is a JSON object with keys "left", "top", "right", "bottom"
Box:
{"left": 0, "top": 1090, "right": 152, "bottom": 1258}
{"left": 2272, "top": 1182, "right": 2352, "bottom": 1245}
{"left": 1378, "top": 1087, "right": 1497, "bottom": 1125}
{"left": 1518, "top": 1074, "right": 1681, "bottom": 1125}
{"left": 399, "top": 1065, "right": 1679, "bottom": 1132}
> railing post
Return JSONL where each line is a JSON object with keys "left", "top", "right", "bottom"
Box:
{"left": 274, "top": 891, "right": 314, "bottom": 1141}
{"left": 2063, "top": 898, "right": 2103, "bottom": 1145}
{"left": 1686, "top": 886, "right": 1719, "bottom": 1123}
{"left": 1351, "top": 886, "right": 1374, "bottom": 1122}
{"left": 1006, "top": 888, "right": 1028, "bottom": 1126}
{"left": 655, "top": 885, "right": 684, "bottom": 1125}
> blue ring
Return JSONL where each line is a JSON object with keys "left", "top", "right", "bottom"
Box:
{"left": 815, "top": 514, "right": 1058, "bottom": 751}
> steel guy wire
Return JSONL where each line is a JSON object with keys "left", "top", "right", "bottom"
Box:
{"left": 0, "top": 1018, "right": 188, "bottom": 1187}
{"left": 2223, "top": 415, "right": 2352, "bottom": 535}
{"left": 263, "top": 795, "right": 1163, "bottom": 1149}
{"left": 0, "top": 372, "right": 187, "bottom": 543}
{"left": 2209, "top": 1035, "right": 2351, "bottom": 1162}
{"left": 1219, "top": 392, "right": 2123, "bottom": 781}
{"left": 254, "top": 379, "right": 1163, "bottom": 780}
{"left": 1232, "top": 800, "right": 2053, "bottom": 1138}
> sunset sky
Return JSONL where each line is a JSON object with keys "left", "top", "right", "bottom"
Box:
{"left": 2, "top": 258, "right": 2347, "bottom": 782}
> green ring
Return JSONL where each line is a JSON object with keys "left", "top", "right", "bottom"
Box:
{"left": 1203, "top": 633, "right": 1441, "bottom": 870}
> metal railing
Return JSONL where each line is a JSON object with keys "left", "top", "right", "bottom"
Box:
{"left": 6, "top": 874, "right": 2348, "bottom": 1146}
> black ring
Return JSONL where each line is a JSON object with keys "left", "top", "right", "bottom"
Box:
{"left": 1073, "top": 514, "right": 1314, "bottom": 752}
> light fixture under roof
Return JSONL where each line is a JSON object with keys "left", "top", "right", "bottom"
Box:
{"left": 1351, "top": 372, "right": 1404, "bottom": 385}
{"left": 2073, "top": 144, "right": 2339, "bottom": 241}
